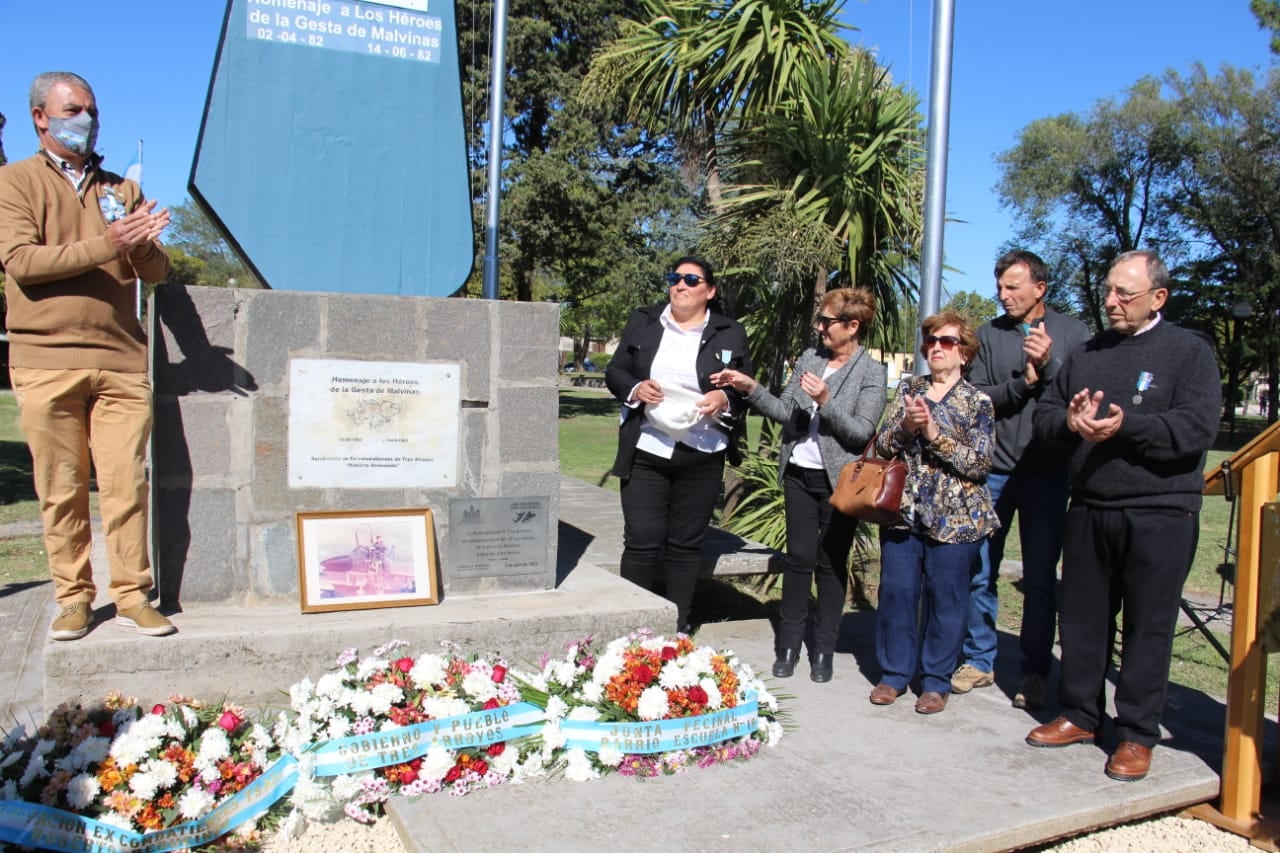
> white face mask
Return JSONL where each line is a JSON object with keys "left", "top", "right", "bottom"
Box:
{"left": 48, "top": 112, "right": 99, "bottom": 156}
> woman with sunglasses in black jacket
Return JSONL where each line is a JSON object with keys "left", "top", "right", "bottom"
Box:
{"left": 604, "top": 256, "right": 753, "bottom": 633}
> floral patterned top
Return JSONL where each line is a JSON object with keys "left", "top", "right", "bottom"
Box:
{"left": 875, "top": 375, "right": 1000, "bottom": 544}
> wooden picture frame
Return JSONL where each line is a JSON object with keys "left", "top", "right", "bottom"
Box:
{"left": 296, "top": 508, "right": 439, "bottom": 613}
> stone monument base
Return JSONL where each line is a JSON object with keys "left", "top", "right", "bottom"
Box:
{"left": 42, "top": 563, "right": 672, "bottom": 710}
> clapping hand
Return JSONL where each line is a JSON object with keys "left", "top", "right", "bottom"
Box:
{"left": 1066, "top": 388, "right": 1123, "bottom": 441}
{"left": 900, "top": 394, "right": 938, "bottom": 441}
{"left": 107, "top": 199, "right": 170, "bottom": 255}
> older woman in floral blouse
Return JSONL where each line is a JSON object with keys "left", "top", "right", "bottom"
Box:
{"left": 870, "top": 312, "right": 999, "bottom": 715}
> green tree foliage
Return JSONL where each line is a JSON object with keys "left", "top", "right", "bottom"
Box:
{"left": 1252, "top": 0, "right": 1280, "bottom": 54}
{"left": 1166, "top": 64, "right": 1280, "bottom": 422}
{"left": 458, "top": 0, "right": 695, "bottom": 306}
{"left": 942, "top": 290, "right": 997, "bottom": 328}
{"left": 996, "top": 78, "right": 1183, "bottom": 331}
{"left": 709, "top": 49, "right": 924, "bottom": 387}
{"left": 998, "top": 63, "right": 1280, "bottom": 423}
{"left": 164, "top": 200, "right": 260, "bottom": 289}
{"left": 581, "top": 0, "right": 849, "bottom": 211}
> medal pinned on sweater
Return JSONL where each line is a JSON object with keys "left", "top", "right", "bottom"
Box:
{"left": 1132, "top": 371, "right": 1153, "bottom": 405}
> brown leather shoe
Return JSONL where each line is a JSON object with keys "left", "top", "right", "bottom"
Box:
{"left": 1105, "top": 741, "right": 1153, "bottom": 781}
{"left": 1026, "top": 716, "right": 1095, "bottom": 748}
{"left": 869, "top": 683, "right": 901, "bottom": 706}
{"left": 914, "top": 691, "right": 948, "bottom": 715}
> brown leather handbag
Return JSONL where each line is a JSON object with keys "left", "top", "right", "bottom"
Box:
{"left": 829, "top": 439, "right": 907, "bottom": 525}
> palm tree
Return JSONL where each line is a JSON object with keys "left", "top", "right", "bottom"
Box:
{"left": 710, "top": 50, "right": 925, "bottom": 386}
{"left": 580, "top": 0, "right": 849, "bottom": 210}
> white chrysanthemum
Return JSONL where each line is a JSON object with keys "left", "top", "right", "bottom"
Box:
{"left": 178, "top": 704, "right": 199, "bottom": 729}
{"left": 1, "top": 725, "right": 26, "bottom": 752}
{"left": 323, "top": 717, "right": 352, "bottom": 742}
{"left": 64, "top": 773, "right": 100, "bottom": 809}
{"left": 591, "top": 650, "right": 625, "bottom": 685}
{"left": 490, "top": 745, "right": 521, "bottom": 776}
{"left": 409, "top": 653, "right": 447, "bottom": 688}
{"left": 461, "top": 670, "right": 499, "bottom": 702}
{"left": 313, "top": 672, "right": 345, "bottom": 700}
{"left": 541, "top": 721, "right": 565, "bottom": 750}
{"left": 289, "top": 677, "right": 316, "bottom": 708}
{"left": 658, "top": 661, "right": 698, "bottom": 690}
{"left": 761, "top": 719, "right": 784, "bottom": 747}
{"left": 372, "top": 683, "right": 403, "bottom": 715}
{"left": 512, "top": 750, "right": 546, "bottom": 783}
{"left": 522, "top": 670, "right": 549, "bottom": 692}
{"left": 566, "top": 705, "right": 600, "bottom": 722}
{"left": 330, "top": 772, "right": 370, "bottom": 801}
{"left": 178, "top": 785, "right": 216, "bottom": 819}
{"left": 578, "top": 681, "right": 604, "bottom": 704}
{"left": 596, "top": 743, "right": 624, "bottom": 767}
{"left": 128, "top": 767, "right": 163, "bottom": 801}
{"left": 550, "top": 661, "right": 577, "bottom": 687}
{"left": 194, "top": 728, "right": 231, "bottom": 774}
{"left": 687, "top": 647, "right": 715, "bottom": 673}
{"left": 544, "top": 695, "right": 568, "bottom": 722}
{"left": 699, "top": 678, "right": 723, "bottom": 710}
{"left": 354, "top": 656, "right": 389, "bottom": 681}
{"left": 419, "top": 745, "right": 455, "bottom": 783}
{"left": 18, "top": 755, "right": 47, "bottom": 789}
{"left": 279, "top": 807, "right": 307, "bottom": 839}
{"left": 110, "top": 715, "right": 166, "bottom": 765}
{"left": 290, "top": 775, "right": 338, "bottom": 821}
{"left": 58, "top": 735, "right": 110, "bottom": 772}
{"left": 422, "top": 696, "right": 470, "bottom": 720}
{"left": 636, "top": 685, "right": 670, "bottom": 721}
{"left": 563, "top": 748, "right": 599, "bottom": 782}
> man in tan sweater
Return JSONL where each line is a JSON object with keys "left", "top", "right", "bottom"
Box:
{"left": 0, "top": 71, "right": 173, "bottom": 640}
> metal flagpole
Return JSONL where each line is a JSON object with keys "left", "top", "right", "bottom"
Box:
{"left": 913, "top": 0, "right": 955, "bottom": 375}
{"left": 481, "top": 0, "right": 509, "bottom": 300}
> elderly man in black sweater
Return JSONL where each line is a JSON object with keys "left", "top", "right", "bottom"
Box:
{"left": 1024, "top": 250, "right": 1221, "bottom": 782}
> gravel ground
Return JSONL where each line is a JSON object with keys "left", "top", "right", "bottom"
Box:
{"left": 258, "top": 810, "right": 1250, "bottom": 852}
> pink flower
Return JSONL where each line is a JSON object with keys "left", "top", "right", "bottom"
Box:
{"left": 491, "top": 664, "right": 507, "bottom": 683}
{"left": 661, "top": 646, "right": 678, "bottom": 662}
{"left": 151, "top": 704, "right": 166, "bottom": 715}
{"left": 687, "top": 685, "right": 708, "bottom": 705}
{"left": 217, "top": 711, "right": 242, "bottom": 733}
{"left": 394, "top": 656, "right": 414, "bottom": 674}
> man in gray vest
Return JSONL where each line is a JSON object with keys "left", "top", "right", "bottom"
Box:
{"left": 951, "top": 250, "right": 1088, "bottom": 709}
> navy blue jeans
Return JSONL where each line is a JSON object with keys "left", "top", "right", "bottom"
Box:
{"left": 962, "top": 469, "right": 1069, "bottom": 676}
{"left": 619, "top": 446, "right": 725, "bottom": 632}
{"left": 877, "top": 528, "right": 980, "bottom": 695}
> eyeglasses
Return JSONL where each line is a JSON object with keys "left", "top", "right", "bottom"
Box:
{"left": 816, "top": 315, "right": 847, "bottom": 330}
{"left": 666, "top": 272, "right": 707, "bottom": 288}
{"left": 1098, "top": 285, "right": 1151, "bottom": 305}
{"left": 923, "top": 334, "right": 962, "bottom": 350}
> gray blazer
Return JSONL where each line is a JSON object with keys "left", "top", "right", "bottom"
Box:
{"left": 746, "top": 346, "right": 888, "bottom": 489}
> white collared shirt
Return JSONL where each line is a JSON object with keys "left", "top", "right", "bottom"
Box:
{"left": 45, "top": 149, "right": 89, "bottom": 192}
{"left": 633, "top": 305, "right": 729, "bottom": 459}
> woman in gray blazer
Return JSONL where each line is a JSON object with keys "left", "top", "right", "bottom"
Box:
{"left": 714, "top": 288, "right": 887, "bottom": 682}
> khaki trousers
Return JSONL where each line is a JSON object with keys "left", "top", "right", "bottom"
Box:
{"left": 10, "top": 367, "right": 153, "bottom": 611}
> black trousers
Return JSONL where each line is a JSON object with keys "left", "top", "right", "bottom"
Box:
{"left": 619, "top": 446, "right": 725, "bottom": 631}
{"left": 779, "top": 464, "right": 856, "bottom": 655}
{"left": 1057, "top": 504, "right": 1199, "bottom": 746}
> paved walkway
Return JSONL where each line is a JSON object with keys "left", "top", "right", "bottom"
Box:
{"left": 0, "top": 483, "right": 1254, "bottom": 850}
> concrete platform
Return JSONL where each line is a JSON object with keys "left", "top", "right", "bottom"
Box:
{"left": 388, "top": 615, "right": 1227, "bottom": 852}
{"left": 40, "top": 562, "right": 673, "bottom": 710}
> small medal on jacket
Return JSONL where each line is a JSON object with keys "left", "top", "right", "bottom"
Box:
{"left": 1133, "top": 371, "right": 1153, "bottom": 405}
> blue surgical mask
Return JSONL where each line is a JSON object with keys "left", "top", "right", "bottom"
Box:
{"left": 48, "top": 112, "right": 99, "bottom": 157}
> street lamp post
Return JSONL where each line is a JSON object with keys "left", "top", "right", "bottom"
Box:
{"left": 1228, "top": 299, "right": 1253, "bottom": 438}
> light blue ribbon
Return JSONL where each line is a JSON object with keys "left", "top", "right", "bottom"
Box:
{"left": 559, "top": 693, "right": 759, "bottom": 754}
{"left": 306, "top": 701, "right": 542, "bottom": 776}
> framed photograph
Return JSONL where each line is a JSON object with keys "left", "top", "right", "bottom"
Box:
{"left": 296, "top": 508, "right": 439, "bottom": 613}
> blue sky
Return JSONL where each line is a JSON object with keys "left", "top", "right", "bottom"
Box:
{"left": 1, "top": 0, "right": 1273, "bottom": 296}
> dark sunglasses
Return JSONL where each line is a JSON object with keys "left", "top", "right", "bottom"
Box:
{"left": 666, "top": 272, "right": 707, "bottom": 288}
{"left": 923, "top": 334, "right": 962, "bottom": 350}
{"left": 816, "top": 315, "right": 848, "bottom": 330}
